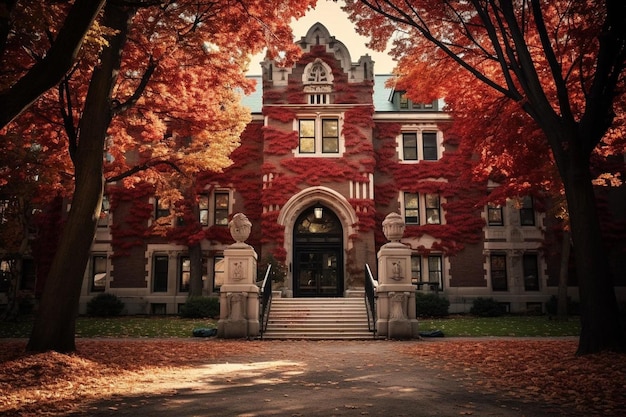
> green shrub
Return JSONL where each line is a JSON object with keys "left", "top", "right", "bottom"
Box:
{"left": 415, "top": 292, "right": 450, "bottom": 317}
{"left": 470, "top": 297, "right": 506, "bottom": 317}
{"left": 179, "top": 296, "right": 220, "bottom": 318}
{"left": 86, "top": 293, "right": 124, "bottom": 317}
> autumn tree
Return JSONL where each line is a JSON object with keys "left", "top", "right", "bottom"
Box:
{"left": 0, "top": 0, "right": 315, "bottom": 353}
{"left": 344, "top": 0, "right": 626, "bottom": 354}
{"left": 0, "top": 0, "right": 106, "bottom": 128}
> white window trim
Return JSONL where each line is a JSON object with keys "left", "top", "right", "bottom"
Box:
{"left": 401, "top": 191, "right": 446, "bottom": 225}
{"left": 200, "top": 188, "right": 233, "bottom": 227}
{"left": 293, "top": 113, "right": 345, "bottom": 157}
{"left": 397, "top": 126, "right": 443, "bottom": 162}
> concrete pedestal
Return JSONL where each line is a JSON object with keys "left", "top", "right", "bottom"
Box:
{"left": 217, "top": 218, "right": 260, "bottom": 339}
{"left": 375, "top": 213, "right": 419, "bottom": 339}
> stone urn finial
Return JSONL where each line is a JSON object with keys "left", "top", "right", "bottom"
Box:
{"left": 229, "top": 213, "right": 252, "bottom": 243}
{"left": 382, "top": 212, "right": 405, "bottom": 242}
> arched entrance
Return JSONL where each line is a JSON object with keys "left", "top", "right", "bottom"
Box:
{"left": 293, "top": 205, "right": 343, "bottom": 297}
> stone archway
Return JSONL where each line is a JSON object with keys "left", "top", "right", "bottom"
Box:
{"left": 278, "top": 187, "right": 358, "bottom": 297}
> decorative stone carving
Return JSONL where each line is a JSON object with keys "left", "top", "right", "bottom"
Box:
{"left": 382, "top": 212, "right": 405, "bottom": 242}
{"left": 229, "top": 213, "right": 251, "bottom": 243}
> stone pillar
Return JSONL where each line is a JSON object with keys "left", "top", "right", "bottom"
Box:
{"left": 376, "top": 213, "right": 419, "bottom": 339}
{"left": 217, "top": 213, "right": 260, "bottom": 339}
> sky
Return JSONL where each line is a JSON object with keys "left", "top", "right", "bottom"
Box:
{"left": 248, "top": 0, "right": 396, "bottom": 75}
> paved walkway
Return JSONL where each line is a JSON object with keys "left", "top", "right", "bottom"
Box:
{"left": 69, "top": 339, "right": 579, "bottom": 417}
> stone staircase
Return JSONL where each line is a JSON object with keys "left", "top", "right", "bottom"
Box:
{"left": 261, "top": 297, "right": 374, "bottom": 340}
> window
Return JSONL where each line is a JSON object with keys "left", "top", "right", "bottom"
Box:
{"left": 155, "top": 198, "right": 170, "bottom": 220}
{"left": 213, "top": 256, "right": 225, "bottom": 291}
{"left": 410, "top": 255, "right": 421, "bottom": 285}
{"left": 422, "top": 132, "right": 438, "bottom": 160}
{"left": 404, "top": 192, "right": 419, "bottom": 224}
{"left": 428, "top": 255, "right": 443, "bottom": 290}
{"left": 403, "top": 192, "right": 442, "bottom": 225}
{"left": 425, "top": 194, "right": 441, "bottom": 224}
{"left": 179, "top": 256, "right": 190, "bottom": 292}
{"left": 199, "top": 195, "right": 209, "bottom": 226}
{"left": 214, "top": 192, "right": 229, "bottom": 226}
{"left": 0, "top": 198, "right": 12, "bottom": 224}
{"left": 399, "top": 93, "right": 409, "bottom": 109}
{"left": 487, "top": 203, "right": 503, "bottom": 226}
{"left": 307, "top": 60, "right": 330, "bottom": 83}
{"left": 308, "top": 94, "right": 329, "bottom": 104}
{"left": 402, "top": 133, "right": 418, "bottom": 160}
{"left": 299, "top": 119, "right": 315, "bottom": 153}
{"left": 297, "top": 117, "right": 341, "bottom": 155}
{"left": 395, "top": 92, "right": 438, "bottom": 111}
{"left": 519, "top": 196, "right": 535, "bottom": 226}
{"left": 523, "top": 254, "right": 540, "bottom": 291}
{"left": 98, "top": 195, "right": 110, "bottom": 227}
{"left": 322, "top": 119, "right": 339, "bottom": 153}
{"left": 151, "top": 303, "right": 166, "bottom": 315}
{"left": 490, "top": 254, "right": 508, "bottom": 291}
{"left": 0, "top": 260, "right": 11, "bottom": 293}
{"left": 91, "top": 255, "right": 107, "bottom": 292}
{"left": 400, "top": 131, "right": 439, "bottom": 161}
{"left": 153, "top": 255, "right": 168, "bottom": 292}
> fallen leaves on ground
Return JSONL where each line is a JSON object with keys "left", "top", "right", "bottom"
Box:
{"left": 401, "top": 339, "right": 626, "bottom": 416}
{"left": 0, "top": 339, "right": 624, "bottom": 416}
{"left": 0, "top": 339, "right": 265, "bottom": 416}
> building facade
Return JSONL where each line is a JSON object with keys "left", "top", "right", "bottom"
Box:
{"left": 5, "top": 23, "right": 623, "bottom": 316}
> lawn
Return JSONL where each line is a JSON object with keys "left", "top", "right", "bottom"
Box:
{"left": 418, "top": 315, "right": 580, "bottom": 337}
{"left": 0, "top": 314, "right": 579, "bottom": 338}
{"left": 0, "top": 316, "right": 217, "bottom": 338}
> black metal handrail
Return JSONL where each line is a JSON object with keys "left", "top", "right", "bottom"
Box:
{"left": 364, "top": 263, "right": 377, "bottom": 336}
{"left": 259, "top": 264, "right": 272, "bottom": 338}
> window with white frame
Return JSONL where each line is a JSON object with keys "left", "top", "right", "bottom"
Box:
{"left": 155, "top": 198, "right": 170, "bottom": 220}
{"left": 519, "top": 196, "right": 535, "bottom": 226}
{"left": 404, "top": 192, "right": 420, "bottom": 224}
{"left": 213, "top": 256, "right": 225, "bottom": 291}
{"left": 523, "top": 253, "right": 540, "bottom": 291}
{"left": 153, "top": 255, "right": 169, "bottom": 292}
{"left": 199, "top": 194, "right": 209, "bottom": 226}
{"left": 427, "top": 255, "right": 443, "bottom": 290}
{"left": 403, "top": 192, "right": 442, "bottom": 225}
{"left": 487, "top": 203, "right": 504, "bottom": 226}
{"left": 98, "top": 195, "right": 110, "bottom": 227}
{"left": 401, "top": 130, "right": 440, "bottom": 161}
{"left": 490, "top": 254, "right": 508, "bottom": 291}
{"left": 91, "top": 255, "right": 107, "bottom": 292}
{"left": 214, "top": 192, "right": 229, "bottom": 226}
{"left": 296, "top": 116, "right": 341, "bottom": 156}
{"left": 411, "top": 254, "right": 443, "bottom": 290}
{"left": 410, "top": 255, "right": 421, "bottom": 285}
{"left": 425, "top": 194, "right": 441, "bottom": 224}
{"left": 179, "top": 256, "right": 190, "bottom": 292}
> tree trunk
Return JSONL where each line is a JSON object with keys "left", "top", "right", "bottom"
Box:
{"left": 189, "top": 243, "right": 204, "bottom": 297}
{"left": 559, "top": 152, "right": 625, "bottom": 354}
{"left": 556, "top": 230, "right": 570, "bottom": 320}
{"left": 27, "top": 4, "right": 132, "bottom": 353}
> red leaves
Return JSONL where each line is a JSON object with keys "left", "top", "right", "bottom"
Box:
{"left": 401, "top": 340, "right": 626, "bottom": 416}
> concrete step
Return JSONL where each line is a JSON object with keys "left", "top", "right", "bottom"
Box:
{"left": 261, "top": 297, "right": 375, "bottom": 340}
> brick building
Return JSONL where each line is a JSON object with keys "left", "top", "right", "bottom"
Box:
{"left": 6, "top": 23, "right": 622, "bottom": 316}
